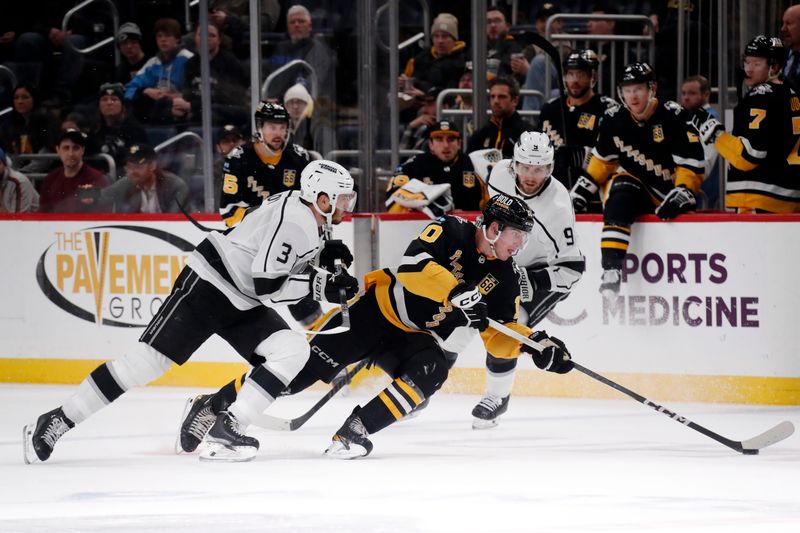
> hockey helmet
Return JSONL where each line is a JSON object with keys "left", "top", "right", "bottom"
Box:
{"left": 743, "top": 35, "right": 786, "bottom": 67}
{"left": 254, "top": 101, "right": 290, "bottom": 128}
{"left": 514, "top": 131, "right": 554, "bottom": 167}
{"left": 563, "top": 49, "right": 600, "bottom": 72}
{"left": 300, "top": 160, "right": 357, "bottom": 224}
{"left": 618, "top": 62, "right": 655, "bottom": 87}
{"left": 481, "top": 194, "right": 535, "bottom": 233}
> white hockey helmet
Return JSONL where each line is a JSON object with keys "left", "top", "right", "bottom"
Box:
{"left": 300, "top": 160, "right": 357, "bottom": 224}
{"left": 514, "top": 131, "right": 554, "bottom": 167}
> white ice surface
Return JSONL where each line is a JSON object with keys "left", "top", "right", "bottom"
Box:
{"left": 1, "top": 384, "right": 799, "bottom": 533}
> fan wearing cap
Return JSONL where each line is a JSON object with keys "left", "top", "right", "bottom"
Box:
{"left": 39, "top": 129, "right": 107, "bottom": 213}
{"left": 692, "top": 35, "right": 800, "bottom": 214}
{"left": 538, "top": 49, "right": 619, "bottom": 197}
{"left": 570, "top": 62, "right": 705, "bottom": 299}
{"left": 97, "top": 144, "right": 190, "bottom": 214}
{"left": 388, "top": 120, "right": 486, "bottom": 217}
{"left": 400, "top": 12, "right": 467, "bottom": 100}
{"left": 90, "top": 82, "right": 149, "bottom": 168}
{"left": 114, "top": 22, "right": 147, "bottom": 83}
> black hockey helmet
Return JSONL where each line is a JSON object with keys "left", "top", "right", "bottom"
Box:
{"left": 254, "top": 101, "right": 290, "bottom": 128}
{"left": 743, "top": 35, "right": 786, "bottom": 67}
{"left": 481, "top": 194, "right": 535, "bottom": 233}
{"left": 619, "top": 62, "right": 655, "bottom": 87}
{"left": 563, "top": 49, "right": 600, "bottom": 72}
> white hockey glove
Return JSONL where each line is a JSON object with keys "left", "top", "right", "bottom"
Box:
{"left": 690, "top": 113, "right": 724, "bottom": 144}
{"left": 569, "top": 175, "right": 599, "bottom": 213}
{"left": 655, "top": 185, "right": 696, "bottom": 220}
{"left": 468, "top": 148, "right": 503, "bottom": 181}
{"left": 386, "top": 178, "right": 454, "bottom": 219}
{"left": 518, "top": 267, "right": 534, "bottom": 303}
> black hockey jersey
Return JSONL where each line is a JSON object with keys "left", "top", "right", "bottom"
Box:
{"left": 364, "top": 215, "right": 532, "bottom": 359}
{"left": 586, "top": 100, "right": 705, "bottom": 199}
{"left": 717, "top": 81, "right": 800, "bottom": 213}
{"left": 387, "top": 152, "right": 487, "bottom": 211}
{"left": 219, "top": 142, "right": 309, "bottom": 226}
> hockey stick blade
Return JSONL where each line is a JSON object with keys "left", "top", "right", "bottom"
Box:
{"left": 253, "top": 359, "right": 368, "bottom": 431}
{"left": 487, "top": 319, "right": 796, "bottom": 454}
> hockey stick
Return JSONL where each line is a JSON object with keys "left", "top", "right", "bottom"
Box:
{"left": 176, "top": 197, "right": 221, "bottom": 233}
{"left": 525, "top": 32, "right": 569, "bottom": 146}
{"left": 488, "top": 318, "right": 795, "bottom": 454}
{"left": 253, "top": 359, "right": 369, "bottom": 430}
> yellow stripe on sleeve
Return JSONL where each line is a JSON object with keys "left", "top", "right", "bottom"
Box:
{"left": 715, "top": 132, "right": 759, "bottom": 171}
{"left": 397, "top": 261, "right": 459, "bottom": 303}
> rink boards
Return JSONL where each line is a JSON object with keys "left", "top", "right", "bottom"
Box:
{"left": 1, "top": 212, "right": 799, "bottom": 405}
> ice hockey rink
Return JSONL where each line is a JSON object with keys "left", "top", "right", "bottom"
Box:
{"left": 1, "top": 383, "right": 798, "bottom": 533}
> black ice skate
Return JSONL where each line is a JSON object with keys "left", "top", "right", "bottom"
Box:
{"left": 23, "top": 407, "right": 74, "bottom": 464}
{"left": 599, "top": 269, "right": 621, "bottom": 299}
{"left": 325, "top": 407, "right": 373, "bottom": 459}
{"left": 176, "top": 394, "right": 217, "bottom": 454}
{"left": 471, "top": 395, "right": 510, "bottom": 430}
{"left": 199, "top": 411, "right": 259, "bottom": 462}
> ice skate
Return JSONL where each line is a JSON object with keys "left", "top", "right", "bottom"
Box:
{"left": 599, "top": 269, "right": 621, "bottom": 299}
{"left": 325, "top": 407, "right": 373, "bottom": 459}
{"left": 23, "top": 407, "right": 74, "bottom": 464}
{"left": 471, "top": 395, "right": 509, "bottom": 429}
{"left": 176, "top": 394, "right": 217, "bottom": 454}
{"left": 199, "top": 411, "right": 259, "bottom": 462}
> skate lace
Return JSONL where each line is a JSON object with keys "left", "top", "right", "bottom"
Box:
{"left": 42, "top": 417, "right": 70, "bottom": 448}
{"left": 477, "top": 395, "right": 503, "bottom": 411}
{"left": 188, "top": 406, "right": 215, "bottom": 439}
{"left": 226, "top": 414, "right": 247, "bottom": 437}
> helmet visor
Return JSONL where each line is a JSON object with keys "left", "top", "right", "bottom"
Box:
{"left": 336, "top": 191, "right": 358, "bottom": 213}
{"left": 497, "top": 225, "right": 530, "bottom": 256}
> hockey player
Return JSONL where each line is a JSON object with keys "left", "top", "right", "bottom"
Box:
{"left": 471, "top": 131, "right": 585, "bottom": 428}
{"left": 386, "top": 120, "right": 487, "bottom": 217}
{"left": 219, "top": 101, "right": 310, "bottom": 227}
{"left": 22, "top": 160, "right": 359, "bottom": 464}
{"left": 539, "top": 49, "right": 619, "bottom": 196}
{"left": 181, "top": 195, "right": 574, "bottom": 461}
{"left": 691, "top": 35, "right": 800, "bottom": 213}
{"left": 569, "top": 62, "right": 705, "bottom": 298}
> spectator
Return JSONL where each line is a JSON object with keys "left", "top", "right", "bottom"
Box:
{"left": 0, "top": 147, "right": 40, "bottom": 212}
{"left": 387, "top": 119, "right": 486, "bottom": 217}
{"left": 171, "top": 22, "right": 249, "bottom": 127}
{"left": 455, "top": 62, "right": 475, "bottom": 137}
{"left": 98, "top": 143, "right": 190, "bottom": 213}
{"left": 204, "top": 0, "right": 281, "bottom": 57}
{"left": 90, "top": 82, "right": 149, "bottom": 170}
{"left": 114, "top": 23, "right": 147, "bottom": 83}
{"left": 781, "top": 4, "right": 800, "bottom": 92}
{"left": 0, "top": 84, "right": 57, "bottom": 174}
{"left": 485, "top": 6, "right": 524, "bottom": 82}
{"left": 283, "top": 82, "right": 336, "bottom": 156}
{"left": 680, "top": 75, "right": 720, "bottom": 209}
{"left": 586, "top": 4, "right": 632, "bottom": 98}
{"left": 124, "top": 18, "right": 194, "bottom": 125}
{"left": 521, "top": 4, "right": 564, "bottom": 111}
{"left": 401, "top": 13, "right": 467, "bottom": 97}
{"left": 212, "top": 124, "right": 246, "bottom": 208}
{"left": 400, "top": 86, "right": 441, "bottom": 151}
{"left": 39, "top": 129, "right": 107, "bottom": 213}
{"left": 467, "top": 76, "right": 535, "bottom": 158}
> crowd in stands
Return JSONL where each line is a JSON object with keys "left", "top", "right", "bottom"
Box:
{"left": 0, "top": 1, "right": 798, "bottom": 215}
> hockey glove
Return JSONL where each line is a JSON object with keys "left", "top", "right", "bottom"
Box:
{"left": 310, "top": 269, "right": 359, "bottom": 304}
{"left": 569, "top": 175, "right": 599, "bottom": 213}
{"left": 655, "top": 185, "right": 696, "bottom": 220}
{"left": 523, "top": 330, "right": 573, "bottom": 374}
{"left": 689, "top": 112, "right": 724, "bottom": 145}
{"left": 442, "top": 284, "right": 489, "bottom": 331}
{"left": 318, "top": 239, "right": 354, "bottom": 272}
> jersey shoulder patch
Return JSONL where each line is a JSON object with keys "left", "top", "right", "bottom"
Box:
{"left": 604, "top": 104, "right": 620, "bottom": 118}
{"left": 291, "top": 143, "right": 310, "bottom": 160}
{"left": 746, "top": 83, "right": 773, "bottom": 97}
{"left": 662, "top": 100, "right": 684, "bottom": 116}
{"left": 227, "top": 146, "right": 245, "bottom": 159}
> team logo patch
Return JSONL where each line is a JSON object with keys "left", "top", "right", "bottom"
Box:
{"left": 577, "top": 113, "right": 596, "bottom": 130}
{"left": 478, "top": 273, "right": 499, "bottom": 295}
{"left": 652, "top": 125, "right": 664, "bottom": 143}
{"left": 283, "top": 169, "right": 296, "bottom": 187}
{"left": 463, "top": 171, "right": 476, "bottom": 188}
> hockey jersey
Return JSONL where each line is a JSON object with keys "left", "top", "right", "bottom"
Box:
{"left": 587, "top": 100, "right": 705, "bottom": 200}
{"left": 364, "top": 215, "right": 531, "bottom": 359}
{"left": 717, "top": 81, "right": 800, "bottom": 213}
{"left": 219, "top": 142, "right": 309, "bottom": 226}
{"left": 187, "top": 191, "right": 321, "bottom": 310}
{"left": 487, "top": 161, "right": 584, "bottom": 294}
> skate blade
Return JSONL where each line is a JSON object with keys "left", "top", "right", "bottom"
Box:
{"left": 199, "top": 442, "right": 257, "bottom": 462}
{"left": 472, "top": 417, "right": 500, "bottom": 430}
{"left": 22, "top": 424, "right": 38, "bottom": 464}
{"left": 324, "top": 441, "right": 368, "bottom": 459}
{"left": 175, "top": 397, "right": 200, "bottom": 455}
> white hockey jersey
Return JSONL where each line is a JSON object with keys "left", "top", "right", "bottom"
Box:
{"left": 486, "top": 160, "right": 584, "bottom": 293}
{"left": 187, "top": 191, "right": 322, "bottom": 310}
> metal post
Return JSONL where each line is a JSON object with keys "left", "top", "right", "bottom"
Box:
{"left": 718, "top": 0, "right": 728, "bottom": 210}
{"left": 197, "top": 1, "right": 214, "bottom": 213}
{"left": 676, "top": 0, "right": 685, "bottom": 98}
{"left": 472, "top": 0, "right": 488, "bottom": 133}
{"left": 389, "top": 0, "right": 400, "bottom": 172}
{"left": 249, "top": 0, "right": 262, "bottom": 136}
{"left": 357, "top": 0, "right": 377, "bottom": 211}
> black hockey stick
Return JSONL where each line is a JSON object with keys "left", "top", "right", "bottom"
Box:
{"left": 488, "top": 319, "right": 795, "bottom": 454}
{"left": 176, "top": 197, "right": 220, "bottom": 233}
{"left": 525, "top": 32, "right": 569, "bottom": 146}
{"left": 253, "top": 359, "right": 369, "bottom": 430}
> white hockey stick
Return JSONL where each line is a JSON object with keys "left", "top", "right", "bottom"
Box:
{"left": 488, "top": 318, "right": 795, "bottom": 454}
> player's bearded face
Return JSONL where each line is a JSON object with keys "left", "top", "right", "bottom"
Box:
{"left": 261, "top": 122, "right": 288, "bottom": 150}
{"left": 515, "top": 162, "right": 549, "bottom": 195}
{"left": 565, "top": 69, "right": 592, "bottom": 99}
{"left": 743, "top": 56, "right": 770, "bottom": 87}
{"left": 621, "top": 84, "right": 649, "bottom": 114}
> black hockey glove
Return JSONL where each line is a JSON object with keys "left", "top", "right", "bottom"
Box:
{"left": 310, "top": 269, "right": 359, "bottom": 304}
{"left": 569, "top": 175, "right": 599, "bottom": 213}
{"left": 440, "top": 284, "right": 489, "bottom": 331}
{"left": 318, "top": 239, "right": 354, "bottom": 272}
{"left": 522, "top": 330, "right": 573, "bottom": 374}
{"left": 655, "top": 185, "right": 696, "bottom": 220}
{"left": 689, "top": 110, "right": 724, "bottom": 144}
